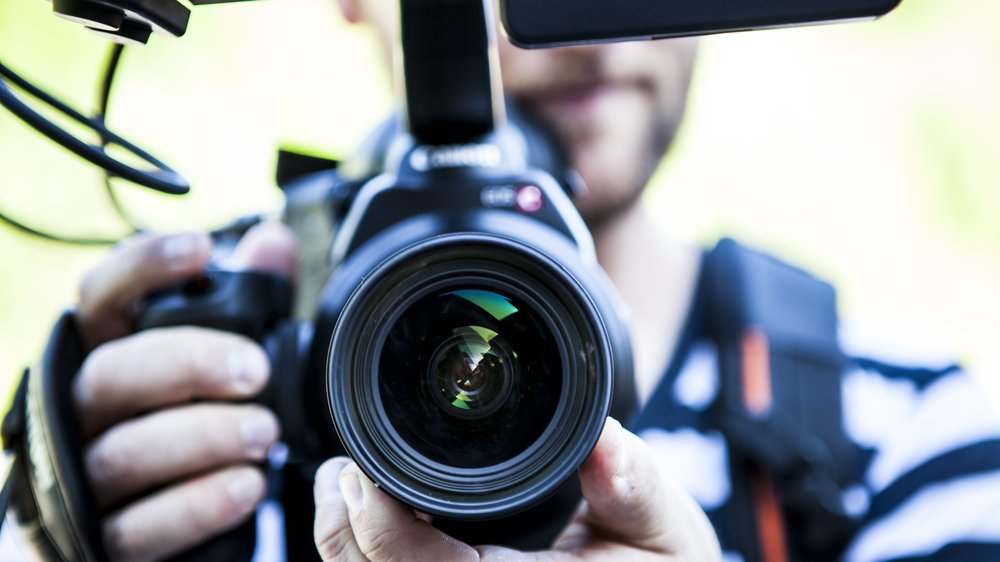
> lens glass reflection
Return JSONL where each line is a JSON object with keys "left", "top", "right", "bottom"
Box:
{"left": 379, "top": 287, "right": 562, "bottom": 468}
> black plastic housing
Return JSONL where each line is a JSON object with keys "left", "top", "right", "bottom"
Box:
{"left": 500, "top": 0, "right": 903, "bottom": 47}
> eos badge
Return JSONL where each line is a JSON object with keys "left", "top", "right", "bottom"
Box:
{"left": 481, "top": 184, "right": 544, "bottom": 213}
{"left": 410, "top": 143, "right": 503, "bottom": 171}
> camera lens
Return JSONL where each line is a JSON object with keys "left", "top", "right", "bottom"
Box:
{"left": 327, "top": 233, "right": 624, "bottom": 520}
{"left": 379, "top": 288, "right": 561, "bottom": 468}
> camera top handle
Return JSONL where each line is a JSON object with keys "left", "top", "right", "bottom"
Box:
{"left": 399, "top": 0, "right": 505, "bottom": 145}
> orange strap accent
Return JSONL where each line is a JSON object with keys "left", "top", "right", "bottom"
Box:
{"left": 750, "top": 469, "right": 790, "bottom": 562}
{"left": 741, "top": 328, "right": 789, "bottom": 562}
{"left": 741, "top": 327, "right": 773, "bottom": 416}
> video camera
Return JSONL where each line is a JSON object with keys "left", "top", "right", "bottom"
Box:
{"left": 0, "top": 0, "right": 901, "bottom": 560}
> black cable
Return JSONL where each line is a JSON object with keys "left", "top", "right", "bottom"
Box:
{"left": 96, "top": 43, "right": 145, "bottom": 234}
{"left": 0, "top": 56, "right": 189, "bottom": 194}
{"left": 0, "top": 208, "right": 121, "bottom": 246}
{"left": 0, "top": 45, "right": 147, "bottom": 245}
{"left": 97, "top": 44, "right": 123, "bottom": 117}
{"left": 0, "top": 58, "right": 96, "bottom": 127}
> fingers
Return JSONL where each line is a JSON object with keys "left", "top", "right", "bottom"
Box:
{"left": 86, "top": 403, "right": 279, "bottom": 509}
{"left": 103, "top": 464, "right": 265, "bottom": 562}
{"left": 76, "top": 222, "right": 298, "bottom": 352}
{"left": 78, "top": 232, "right": 213, "bottom": 350}
{"left": 226, "top": 221, "right": 298, "bottom": 278}
{"left": 574, "top": 418, "right": 722, "bottom": 560}
{"left": 309, "top": 421, "right": 721, "bottom": 562}
{"left": 72, "top": 222, "right": 297, "bottom": 562}
{"left": 313, "top": 459, "right": 478, "bottom": 562}
{"left": 74, "top": 327, "right": 269, "bottom": 439}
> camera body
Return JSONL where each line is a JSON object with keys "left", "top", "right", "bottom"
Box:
{"left": 139, "top": 110, "right": 636, "bottom": 549}
{"left": 311, "top": 114, "right": 637, "bottom": 518}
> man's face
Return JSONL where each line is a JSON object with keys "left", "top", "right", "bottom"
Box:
{"left": 341, "top": 0, "right": 697, "bottom": 229}
{"left": 498, "top": 39, "right": 696, "bottom": 228}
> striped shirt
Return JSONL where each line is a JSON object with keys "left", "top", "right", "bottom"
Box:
{"left": 632, "top": 325, "right": 1000, "bottom": 562}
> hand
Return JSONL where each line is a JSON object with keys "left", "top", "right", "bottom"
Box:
{"left": 72, "top": 223, "right": 297, "bottom": 561}
{"left": 312, "top": 418, "right": 723, "bottom": 562}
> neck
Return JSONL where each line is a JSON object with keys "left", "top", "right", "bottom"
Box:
{"left": 592, "top": 202, "right": 702, "bottom": 406}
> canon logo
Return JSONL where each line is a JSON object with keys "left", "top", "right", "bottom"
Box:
{"left": 410, "top": 143, "right": 502, "bottom": 171}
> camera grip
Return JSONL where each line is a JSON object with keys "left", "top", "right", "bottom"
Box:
{"left": 138, "top": 269, "right": 293, "bottom": 339}
{"left": 137, "top": 269, "right": 293, "bottom": 562}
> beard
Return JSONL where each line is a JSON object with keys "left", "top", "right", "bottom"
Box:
{"left": 573, "top": 108, "right": 680, "bottom": 232}
{"left": 503, "top": 40, "right": 695, "bottom": 232}
{"left": 515, "top": 88, "right": 685, "bottom": 233}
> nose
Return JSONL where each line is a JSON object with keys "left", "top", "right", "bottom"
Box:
{"left": 554, "top": 42, "right": 612, "bottom": 62}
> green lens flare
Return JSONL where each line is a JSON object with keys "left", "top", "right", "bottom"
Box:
{"left": 435, "top": 325, "right": 514, "bottom": 413}
{"left": 453, "top": 325, "right": 497, "bottom": 365}
{"left": 446, "top": 289, "right": 519, "bottom": 321}
{"left": 467, "top": 325, "right": 498, "bottom": 342}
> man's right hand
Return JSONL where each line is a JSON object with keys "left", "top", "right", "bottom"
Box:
{"left": 71, "top": 224, "right": 297, "bottom": 561}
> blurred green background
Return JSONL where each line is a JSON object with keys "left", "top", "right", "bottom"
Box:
{"left": 1, "top": 0, "right": 998, "bottom": 401}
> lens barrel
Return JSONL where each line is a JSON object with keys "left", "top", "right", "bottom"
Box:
{"left": 328, "top": 233, "right": 616, "bottom": 520}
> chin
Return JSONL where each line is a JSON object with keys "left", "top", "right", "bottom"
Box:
{"left": 572, "top": 175, "right": 644, "bottom": 231}
{"left": 567, "top": 132, "right": 657, "bottom": 230}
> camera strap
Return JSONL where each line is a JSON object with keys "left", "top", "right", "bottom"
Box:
{"left": 702, "top": 238, "right": 864, "bottom": 562}
{"left": 0, "top": 372, "right": 27, "bottom": 538}
{"left": 0, "top": 311, "right": 107, "bottom": 561}
{"left": 0, "top": 311, "right": 254, "bottom": 561}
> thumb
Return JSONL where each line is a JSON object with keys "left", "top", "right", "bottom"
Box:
{"left": 312, "top": 458, "right": 366, "bottom": 561}
{"left": 227, "top": 221, "right": 298, "bottom": 279}
{"left": 312, "top": 458, "right": 477, "bottom": 562}
{"left": 576, "top": 418, "right": 722, "bottom": 560}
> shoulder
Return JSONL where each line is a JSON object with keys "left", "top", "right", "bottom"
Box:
{"left": 635, "top": 241, "right": 1000, "bottom": 560}
{"left": 840, "top": 333, "right": 1000, "bottom": 562}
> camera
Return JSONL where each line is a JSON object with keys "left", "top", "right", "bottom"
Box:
{"left": 133, "top": 0, "right": 635, "bottom": 554}
{"left": 138, "top": 110, "right": 636, "bottom": 550}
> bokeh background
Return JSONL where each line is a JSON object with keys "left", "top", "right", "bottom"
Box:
{"left": 1, "top": 0, "right": 998, "bottom": 402}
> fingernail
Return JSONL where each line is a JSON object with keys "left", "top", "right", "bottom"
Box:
{"left": 605, "top": 418, "right": 629, "bottom": 477}
{"left": 340, "top": 470, "right": 363, "bottom": 513}
{"left": 314, "top": 459, "right": 349, "bottom": 503}
{"left": 227, "top": 470, "right": 263, "bottom": 508}
{"left": 227, "top": 347, "right": 268, "bottom": 394}
{"left": 161, "top": 233, "right": 207, "bottom": 269}
{"left": 240, "top": 411, "right": 279, "bottom": 459}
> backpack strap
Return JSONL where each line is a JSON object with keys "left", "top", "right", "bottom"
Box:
{"left": 703, "top": 238, "right": 862, "bottom": 562}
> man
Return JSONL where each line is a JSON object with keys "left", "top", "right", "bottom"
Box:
{"left": 27, "top": 0, "right": 1000, "bottom": 560}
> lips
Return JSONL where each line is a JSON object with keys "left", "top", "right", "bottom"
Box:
{"left": 526, "top": 79, "right": 641, "bottom": 121}
{"left": 541, "top": 81, "right": 610, "bottom": 108}
{"left": 533, "top": 81, "right": 617, "bottom": 114}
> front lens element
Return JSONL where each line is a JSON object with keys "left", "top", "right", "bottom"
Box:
{"left": 429, "top": 325, "right": 514, "bottom": 419}
{"left": 378, "top": 286, "right": 562, "bottom": 469}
